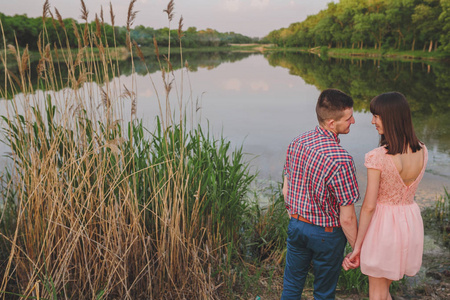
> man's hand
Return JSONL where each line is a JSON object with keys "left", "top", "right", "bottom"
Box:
{"left": 342, "top": 249, "right": 360, "bottom": 270}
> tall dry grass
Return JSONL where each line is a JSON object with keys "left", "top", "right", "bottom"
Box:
{"left": 0, "top": 0, "right": 254, "bottom": 299}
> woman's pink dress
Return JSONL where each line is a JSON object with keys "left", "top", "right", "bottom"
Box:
{"left": 360, "top": 145, "right": 428, "bottom": 280}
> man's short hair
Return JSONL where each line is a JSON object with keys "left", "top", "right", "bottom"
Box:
{"left": 316, "top": 89, "right": 354, "bottom": 124}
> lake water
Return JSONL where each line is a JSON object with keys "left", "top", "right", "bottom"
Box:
{"left": 1, "top": 51, "right": 449, "bottom": 207}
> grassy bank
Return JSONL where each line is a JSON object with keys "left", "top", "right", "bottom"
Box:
{"left": 326, "top": 48, "right": 450, "bottom": 62}
{"left": 422, "top": 188, "right": 450, "bottom": 248}
{"left": 263, "top": 46, "right": 450, "bottom": 62}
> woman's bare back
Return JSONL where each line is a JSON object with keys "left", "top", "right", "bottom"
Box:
{"left": 389, "top": 147, "right": 424, "bottom": 186}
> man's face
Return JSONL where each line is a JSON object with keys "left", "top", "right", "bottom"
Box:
{"left": 333, "top": 108, "right": 355, "bottom": 135}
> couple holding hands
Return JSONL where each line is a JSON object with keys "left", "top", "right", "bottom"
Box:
{"left": 281, "top": 89, "right": 427, "bottom": 300}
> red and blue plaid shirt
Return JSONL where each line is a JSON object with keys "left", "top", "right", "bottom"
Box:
{"left": 284, "top": 126, "right": 360, "bottom": 227}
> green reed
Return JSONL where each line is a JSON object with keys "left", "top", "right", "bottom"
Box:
{"left": 421, "top": 188, "right": 450, "bottom": 250}
{"left": 243, "top": 181, "right": 289, "bottom": 263}
{"left": 435, "top": 188, "right": 450, "bottom": 222}
{"left": 434, "top": 188, "right": 450, "bottom": 245}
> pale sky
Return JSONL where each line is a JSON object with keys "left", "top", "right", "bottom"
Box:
{"left": 1, "top": 0, "right": 334, "bottom": 38}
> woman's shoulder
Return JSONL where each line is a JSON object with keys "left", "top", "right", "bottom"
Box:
{"left": 366, "top": 146, "right": 387, "bottom": 157}
{"left": 420, "top": 143, "right": 428, "bottom": 152}
{"left": 364, "top": 146, "right": 387, "bottom": 170}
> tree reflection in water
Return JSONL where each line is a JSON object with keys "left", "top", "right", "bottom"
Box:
{"left": 264, "top": 51, "right": 450, "bottom": 157}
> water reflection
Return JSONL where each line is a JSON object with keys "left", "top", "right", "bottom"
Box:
{"left": 265, "top": 51, "right": 450, "bottom": 180}
{"left": 0, "top": 51, "right": 254, "bottom": 98}
{"left": 1, "top": 51, "right": 448, "bottom": 206}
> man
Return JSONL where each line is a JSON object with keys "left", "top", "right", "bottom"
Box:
{"left": 281, "top": 89, "right": 360, "bottom": 299}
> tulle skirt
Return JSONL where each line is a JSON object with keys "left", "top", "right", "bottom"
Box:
{"left": 360, "top": 202, "right": 424, "bottom": 280}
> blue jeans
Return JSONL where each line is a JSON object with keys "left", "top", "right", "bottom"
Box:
{"left": 281, "top": 217, "right": 347, "bottom": 300}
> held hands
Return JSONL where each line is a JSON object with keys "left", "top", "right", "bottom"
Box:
{"left": 342, "top": 249, "right": 360, "bottom": 271}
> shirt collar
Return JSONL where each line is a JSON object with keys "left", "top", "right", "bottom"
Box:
{"left": 316, "top": 126, "right": 340, "bottom": 144}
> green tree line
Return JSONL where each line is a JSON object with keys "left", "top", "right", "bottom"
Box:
{"left": 264, "top": 51, "right": 450, "bottom": 152}
{"left": 264, "top": 0, "right": 450, "bottom": 52}
{"left": 0, "top": 13, "right": 124, "bottom": 50}
{"left": 132, "top": 26, "right": 256, "bottom": 48}
{"left": 0, "top": 12, "right": 256, "bottom": 51}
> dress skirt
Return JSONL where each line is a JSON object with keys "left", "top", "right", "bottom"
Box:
{"left": 360, "top": 202, "right": 424, "bottom": 280}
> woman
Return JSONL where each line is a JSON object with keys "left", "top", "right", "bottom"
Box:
{"left": 343, "top": 92, "right": 428, "bottom": 299}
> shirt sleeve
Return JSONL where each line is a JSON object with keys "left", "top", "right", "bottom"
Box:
{"left": 328, "top": 161, "right": 360, "bottom": 207}
{"left": 283, "top": 146, "right": 292, "bottom": 211}
{"left": 283, "top": 146, "right": 291, "bottom": 180}
{"left": 364, "top": 148, "right": 383, "bottom": 171}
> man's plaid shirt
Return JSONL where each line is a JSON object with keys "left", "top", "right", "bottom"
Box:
{"left": 284, "top": 126, "right": 360, "bottom": 227}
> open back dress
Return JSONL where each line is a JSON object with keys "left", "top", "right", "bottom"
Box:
{"left": 360, "top": 145, "right": 428, "bottom": 280}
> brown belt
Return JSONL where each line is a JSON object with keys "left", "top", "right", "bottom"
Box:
{"left": 291, "top": 214, "right": 339, "bottom": 233}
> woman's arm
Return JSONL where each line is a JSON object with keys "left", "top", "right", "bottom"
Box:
{"left": 343, "top": 168, "right": 380, "bottom": 270}
{"left": 354, "top": 168, "right": 381, "bottom": 250}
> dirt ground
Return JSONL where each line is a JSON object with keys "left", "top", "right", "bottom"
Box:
{"left": 238, "top": 193, "right": 450, "bottom": 300}
{"left": 240, "top": 234, "right": 450, "bottom": 300}
{"left": 394, "top": 235, "right": 450, "bottom": 300}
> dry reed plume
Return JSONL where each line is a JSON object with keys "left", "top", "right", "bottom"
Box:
{"left": 0, "top": 1, "right": 254, "bottom": 299}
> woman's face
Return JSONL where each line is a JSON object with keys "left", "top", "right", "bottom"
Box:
{"left": 371, "top": 114, "right": 384, "bottom": 135}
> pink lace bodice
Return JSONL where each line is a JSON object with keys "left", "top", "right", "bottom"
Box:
{"left": 364, "top": 146, "right": 428, "bottom": 205}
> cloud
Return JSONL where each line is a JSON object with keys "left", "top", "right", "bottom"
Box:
{"left": 140, "top": 88, "right": 153, "bottom": 98}
{"left": 251, "top": 0, "right": 270, "bottom": 9}
{"left": 223, "top": 0, "right": 241, "bottom": 12}
{"left": 250, "top": 80, "right": 269, "bottom": 91}
{"left": 223, "top": 78, "right": 242, "bottom": 91}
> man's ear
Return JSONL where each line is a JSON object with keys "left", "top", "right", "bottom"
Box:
{"left": 325, "top": 118, "right": 335, "bottom": 131}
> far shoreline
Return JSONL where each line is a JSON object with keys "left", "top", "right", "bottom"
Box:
{"left": 4, "top": 45, "right": 449, "bottom": 66}
{"left": 230, "top": 44, "right": 450, "bottom": 62}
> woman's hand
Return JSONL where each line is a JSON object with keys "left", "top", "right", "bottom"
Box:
{"left": 342, "top": 249, "right": 360, "bottom": 270}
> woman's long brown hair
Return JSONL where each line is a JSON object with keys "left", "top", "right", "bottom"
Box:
{"left": 370, "top": 92, "right": 422, "bottom": 154}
